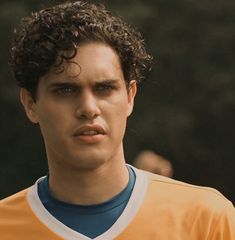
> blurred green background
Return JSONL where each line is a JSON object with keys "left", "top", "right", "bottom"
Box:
{"left": 0, "top": 0, "right": 234, "bottom": 202}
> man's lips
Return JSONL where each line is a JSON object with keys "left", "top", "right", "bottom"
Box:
{"left": 73, "top": 124, "right": 106, "bottom": 136}
{"left": 73, "top": 124, "right": 106, "bottom": 144}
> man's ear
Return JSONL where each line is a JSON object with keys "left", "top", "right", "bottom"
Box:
{"left": 20, "top": 88, "right": 38, "bottom": 124}
{"left": 127, "top": 80, "right": 137, "bottom": 117}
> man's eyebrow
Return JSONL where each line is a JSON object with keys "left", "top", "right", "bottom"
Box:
{"left": 47, "top": 82, "right": 79, "bottom": 88}
{"left": 47, "top": 79, "right": 120, "bottom": 87}
{"left": 94, "top": 79, "right": 120, "bottom": 85}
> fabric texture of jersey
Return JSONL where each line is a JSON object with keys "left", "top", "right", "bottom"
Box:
{"left": 1, "top": 165, "right": 235, "bottom": 240}
{"left": 37, "top": 166, "right": 136, "bottom": 238}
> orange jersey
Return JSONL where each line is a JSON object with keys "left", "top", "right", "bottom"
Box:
{"left": 1, "top": 167, "right": 235, "bottom": 240}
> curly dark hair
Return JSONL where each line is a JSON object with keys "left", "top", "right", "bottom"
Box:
{"left": 10, "top": 0, "right": 153, "bottom": 99}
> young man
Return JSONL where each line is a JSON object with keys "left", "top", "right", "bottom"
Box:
{"left": 0, "top": 1, "right": 234, "bottom": 239}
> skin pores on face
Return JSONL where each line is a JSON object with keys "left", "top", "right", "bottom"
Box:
{"left": 28, "top": 42, "right": 136, "bottom": 173}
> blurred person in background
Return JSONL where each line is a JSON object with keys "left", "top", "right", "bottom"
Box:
{"left": 0, "top": 1, "right": 234, "bottom": 239}
{"left": 133, "top": 150, "right": 173, "bottom": 177}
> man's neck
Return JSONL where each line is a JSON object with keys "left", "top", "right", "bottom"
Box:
{"left": 47, "top": 152, "right": 129, "bottom": 205}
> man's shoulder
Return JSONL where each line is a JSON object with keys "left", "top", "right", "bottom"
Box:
{"left": 0, "top": 187, "right": 35, "bottom": 230}
{"left": 130, "top": 168, "right": 235, "bottom": 238}
{"left": 0, "top": 188, "right": 30, "bottom": 210}
{"left": 144, "top": 170, "right": 234, "bottom": 212}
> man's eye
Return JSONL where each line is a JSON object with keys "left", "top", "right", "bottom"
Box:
{"left": 55, "top": 87, "right": 76, "bottom": 95}
{"left": 95, "top": 85, "right": 115, "bottom": 92}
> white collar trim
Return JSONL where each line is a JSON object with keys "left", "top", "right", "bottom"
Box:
{"left": 27, "top": 165, "right": 148, "bottom": 240}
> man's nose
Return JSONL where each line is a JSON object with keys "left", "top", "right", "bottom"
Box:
{"left": 75, "top": 90, "right": 101, "bottom": 120}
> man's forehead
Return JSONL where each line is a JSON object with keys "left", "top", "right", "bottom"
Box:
{"left": 40, "top": 43, "right": 125, "bottom": 85}
{"left": 40, "top": 65, "right": 122, "bottom": 86}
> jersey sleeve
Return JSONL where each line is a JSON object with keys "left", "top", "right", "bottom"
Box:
{"left": 208, "top": 201, "right": 235, "bottom": 240}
